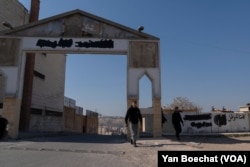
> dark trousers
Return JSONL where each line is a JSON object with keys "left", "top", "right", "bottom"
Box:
{"left": 173, "top": 124, "right": 182, "bottom": 140}
{"left": 129, "top": 122, "right": 138, "bottom": 144}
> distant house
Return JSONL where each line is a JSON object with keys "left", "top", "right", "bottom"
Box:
{"left": 239, "top": 104, "right": 250, "bottom": 112}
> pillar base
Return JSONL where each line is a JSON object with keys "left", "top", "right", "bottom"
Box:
{"left": 2, "top": 97, "right": 21, "bottom": 139}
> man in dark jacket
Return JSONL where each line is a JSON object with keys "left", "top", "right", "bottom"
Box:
{"left": 125, "top": 101, "right": 142, "bottom": 147}
{"left": 172, "top": 106, "right": 184, "bottom": 141}
{"left": 0, "top": 116, "right": 8, "bottom": 140}
{"left": 161, "top": 108, "right": 167, "bottom": 127}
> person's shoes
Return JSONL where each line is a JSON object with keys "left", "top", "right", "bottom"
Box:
{"left": 130, "top": 139, "right": 133, "bottom": 145}
{"left": 133, "top": 141, "right": 137, "bottom": 147}
{"left": 177, "top": 137, "right": 180, "bottom": 141}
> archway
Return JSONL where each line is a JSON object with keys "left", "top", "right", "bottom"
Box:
{"left": 139, "top": 74, "right": 152, "bottom": 108}
{"left": 0, "top": 9, "right": 161, "bottom": 138}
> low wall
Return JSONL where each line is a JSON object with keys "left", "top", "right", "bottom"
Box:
{"left": 64, "top": 106, "right": 84, "bottom": 133}
{"left": 64, "top": 106, "right": 75, "bottom": 131}
{"left": 29, "top": 113, "right": 63, "bottom": 132}
{"left": 64, "top": 106, "right": 97, "bottom": 133}
{"left": 86, "top": 116, "right": 98, "bottom": 134}
{"left": 143, "top": 112, "right": 250, "bottom": 134}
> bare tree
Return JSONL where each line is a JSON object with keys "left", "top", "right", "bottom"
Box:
{"left": 164, "top": 97, "right": 202, "bottom": 112}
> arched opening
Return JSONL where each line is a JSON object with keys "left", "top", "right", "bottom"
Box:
{"left": 139, "top": 74, "right": 153, "bottom": 134}
{"left": 139, "top": 74, "right": 152, "bottom": 108}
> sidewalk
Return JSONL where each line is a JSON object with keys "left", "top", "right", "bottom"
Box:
{"left": 15, "top": 131, "right": 250, "bottom": 140}
{"left": 17, "top": 131, "right": 81, "bottom": 140}
{"left": 163, "top": 132, "right": 250, "bottom": 137}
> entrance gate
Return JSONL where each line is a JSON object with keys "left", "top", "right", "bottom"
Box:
{"left": 0, "top": 9, "right": 161, "bottom": 138}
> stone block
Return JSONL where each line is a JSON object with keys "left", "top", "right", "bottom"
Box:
{"left": 2, "top": 97, "right": 21, "bottom": 138}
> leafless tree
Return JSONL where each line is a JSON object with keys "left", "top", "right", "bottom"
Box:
{"left": 164, "top": 97, "right": 202, "bottom": 112}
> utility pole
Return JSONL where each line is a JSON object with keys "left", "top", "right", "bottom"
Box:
{"left": 19, "top": 0, "right": 40, "bottom": 131}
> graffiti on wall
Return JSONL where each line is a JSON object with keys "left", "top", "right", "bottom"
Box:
{"left": 190, "top": 122, "right": 212, "bottom": 129}
{"left": 214, "top": 113, "right": 247, "bottom": 127}
{"left": 184, "top": 113, "right": 212, "bottom": 129}
{"left": 228, "top": 113, "right": 245, "bottom": 122}
{"left": 184, "top": 114, "right": 211, "bottom": 121}
{"left": 36, "top": 38, "right": 114, "bottom": 49}
{"left": 214, "top": 114, "right": 227, "bottom": 127}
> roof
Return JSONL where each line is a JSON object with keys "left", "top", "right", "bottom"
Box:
{"left": 0, "top": 9, "right": 159, "bottom": 40}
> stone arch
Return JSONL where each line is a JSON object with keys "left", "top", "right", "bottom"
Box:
{"left": 138, "top": 72, "right": 153, "bottom": 108}
{"left": 0, "top": 9, "right": 162, "bottom": 137}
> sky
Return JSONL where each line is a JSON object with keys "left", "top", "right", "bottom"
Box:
{"left": 19, "top": 0, "right": 250, "bottom": 116}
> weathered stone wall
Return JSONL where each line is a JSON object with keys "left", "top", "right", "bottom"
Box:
{"left": 64, "top": 106, "right": 75, "bottom": 131}
{"left": 0, "top": 0, "right": 28, "bottom": 31}
{"left": 74, "top": 114, "right": 84, "bottom": 132}
{"left": 64, "top": 106, "right": 96, "bottom": 134}
{"left": 86, "top": 116, "right": 98, "bottom": 134}
{"left": 31, "top": 54, "right": 66, "bottom": 112}
{"left": 0, "top": 0, "right": 27, "bottom": 138}
{"left": 2, "top": 97, "right": 21, "bottom": 138}
{"left": 29, "top": 112, "right": 63, "bottom": 132}
{"left": 0, "top": 38, "right": 21, "bottom": 66}
{"left": 0, "top": 72, "right": 5, "bottom": 113}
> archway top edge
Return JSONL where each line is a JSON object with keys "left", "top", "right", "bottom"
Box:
{"left": 0, "top": 9, "right": 159, "bottom": 41}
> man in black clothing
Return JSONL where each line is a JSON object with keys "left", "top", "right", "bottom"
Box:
{"left": 0, "top": 116, "right": 8, "bottom": 140}
{"left": 172, "top": 106, "right": 184, "bottom": 141}
{"left": 161, "top": 108, "right": 167, "bottom": 127}
{"left": 125, "top": 101, "right": 142, "bottom": 147}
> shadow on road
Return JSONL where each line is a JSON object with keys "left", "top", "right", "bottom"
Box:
{"left": 16, "top": 133, "right": 128, "bottom": 144}
{"left": 163, "top": 135, "right": 250, "bottom": 145}
{"left": 4, "top": 132, "right": 250, "bottom": 146}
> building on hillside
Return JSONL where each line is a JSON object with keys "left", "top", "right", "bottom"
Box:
{"left": 211, "top": 106, "right": 234, "bottom": 113}
{"left": 163, "top": 108, "right": 200, "bottom": 113}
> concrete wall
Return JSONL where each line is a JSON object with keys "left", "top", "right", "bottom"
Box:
{"left": 0, "top": 71, "right": 5, "bottom": 114}
{"left": 144, "top": 112, "right": 250, "bottom": 134}
{"left": 212, "top": 112, "right": 249, "bottom": 133}
{"left": 0, "top": 0, "right": 28, "bottom": 138}
{"left": 29, "top": 112, "right": 63, "bottom": 132}
{"left": 64, "top": 106, "right": 75, "bottom": 131}
{"left": 0, "top": 38, "right": 22, "bottom": 97}
{"left": 74, "top": 114, "right": 84, "bottom": 132}
{"left": 64, "top": 106, "right": 98, "bottom": 134}
{"left": 180, "top": 112, "right": 249, "bottom": 133}
{"left": 86, "top": 116, "right": 98, "bottom": 134}
{"left": 0, "top": 0, "right": 28, "bottom": 31}
{"left": 28, "top": 53, "right": 66, "bottom": 132}
{"left": 31, "top": 54, "right": 66, "bottom": 112}
{"left": 2, "top": 97, "right": 21, "bottom": 138}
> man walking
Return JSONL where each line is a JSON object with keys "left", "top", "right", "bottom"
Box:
{"left": 125, "top": 101, "right": 142, "bottom": 147}
{"left": 172, "top": 106, "right": 184, "bottom": 141}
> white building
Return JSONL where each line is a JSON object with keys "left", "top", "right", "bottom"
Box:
{"left": 239, "top": 104, "right": 250, "bottom": 112}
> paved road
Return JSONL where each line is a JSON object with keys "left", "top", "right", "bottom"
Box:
{"left": 0, "top": 134, "right": 250, "bottom": 167}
